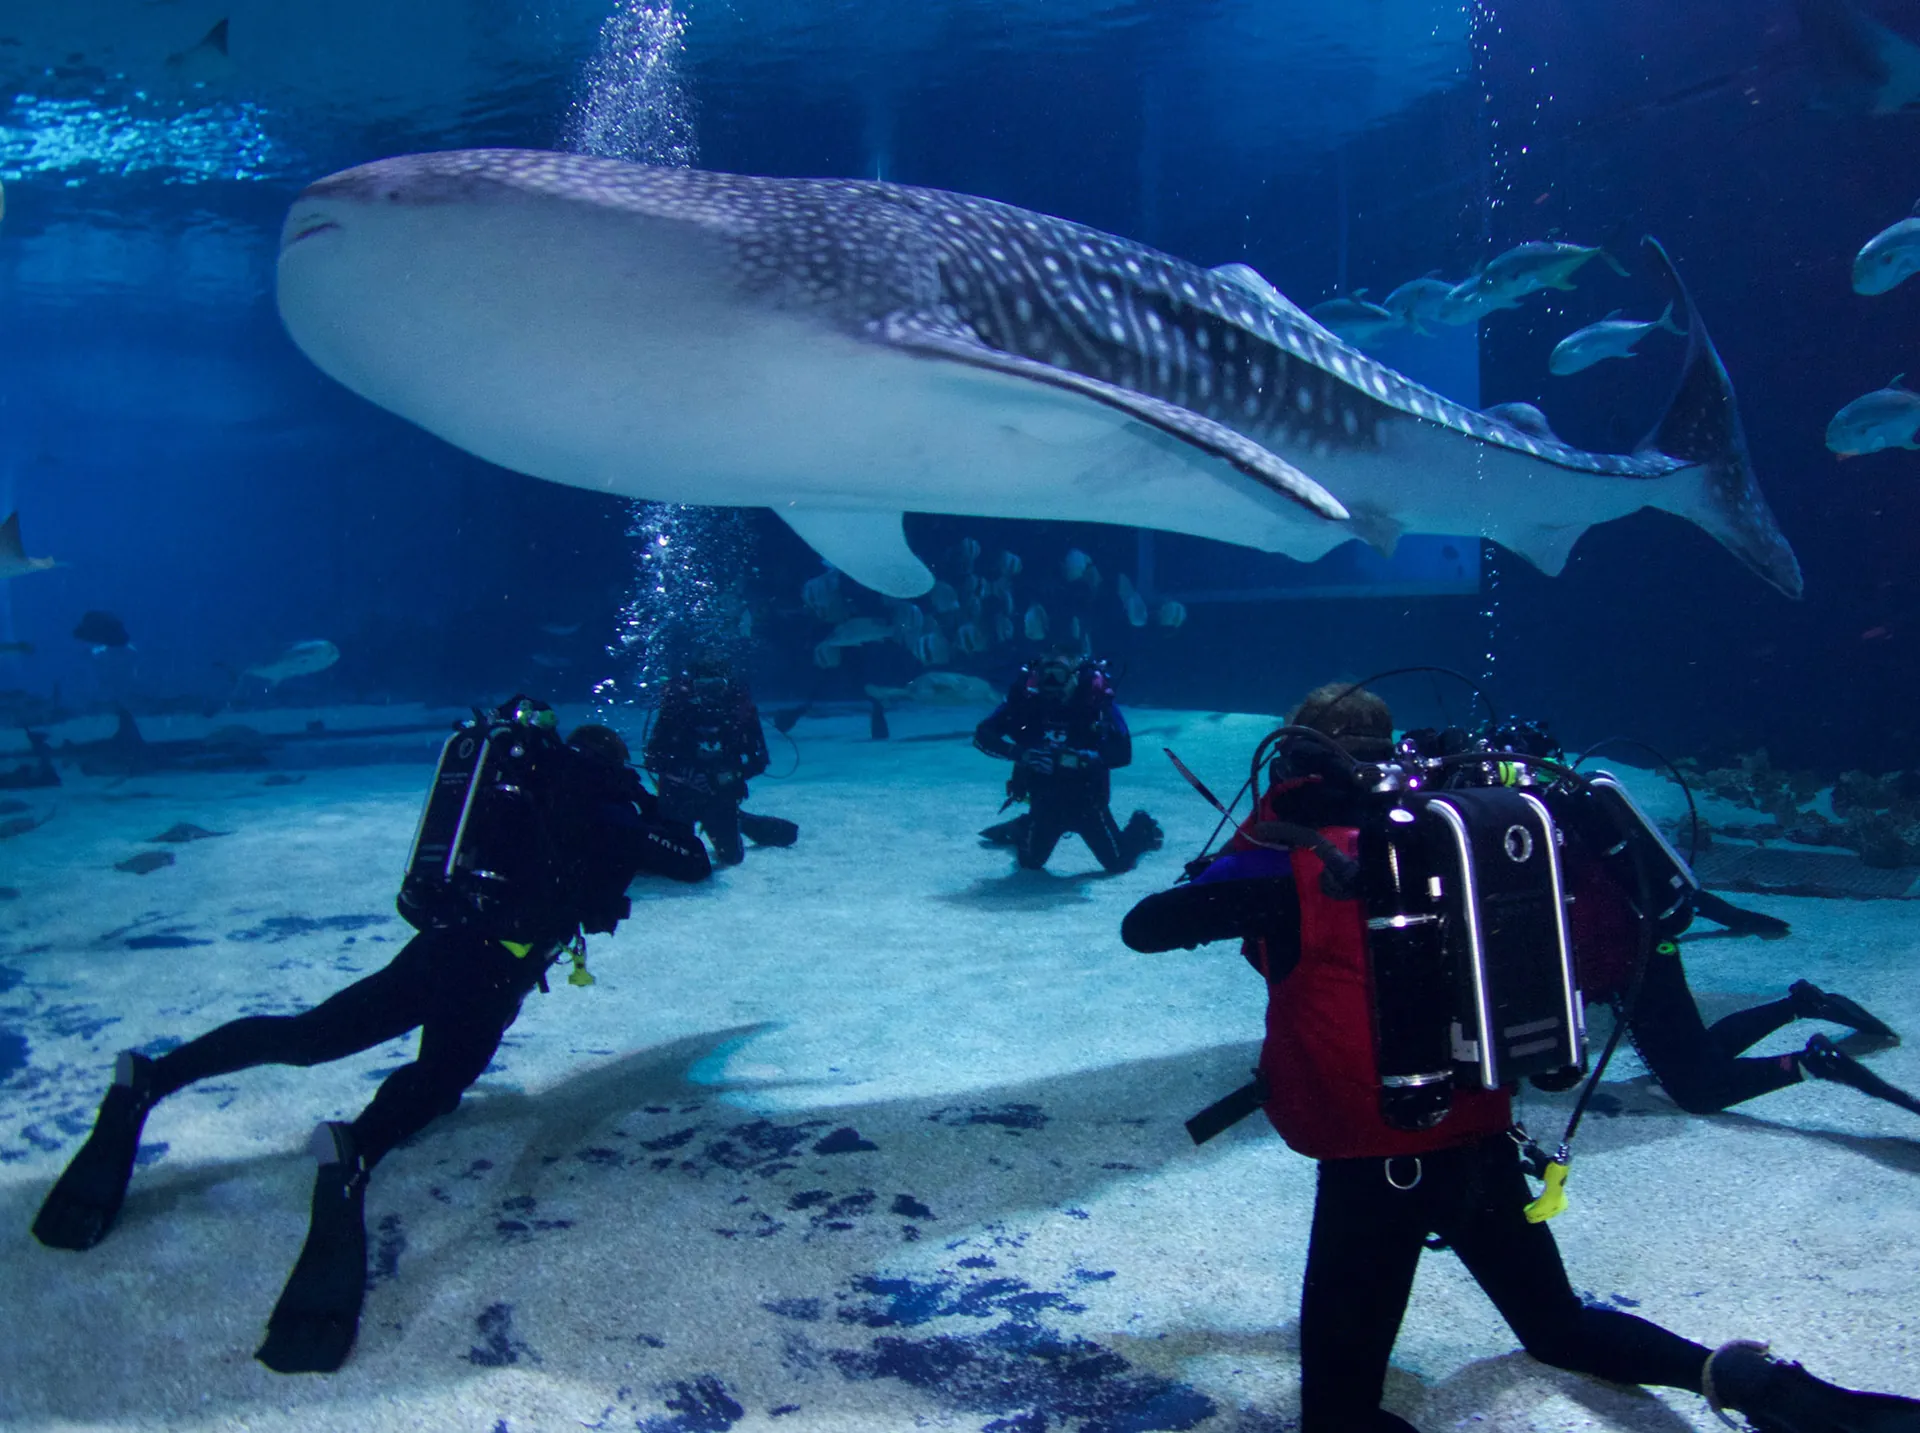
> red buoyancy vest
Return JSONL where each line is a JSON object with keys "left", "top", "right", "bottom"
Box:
{"left": 1256, "top": 829, "right": 1515, "bottom": 1160}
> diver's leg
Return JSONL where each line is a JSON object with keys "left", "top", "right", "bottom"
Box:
{"left": 1079, "top": 804, "right": 1131, "bottom": 872}
{"left": 1298, "top": 1156, "right": 1429, "bottom": 1432}
{"left": 33, "top": 938, "right": 432, "bottom": 1251}
{"left": 1015, "top": 799, "right": 1067, "bottom": 870}
{"left": 1626, "top": 943, "right": 1801, "bottom": 1113}
{"left": 259, "top": 935, "right": 533, "bottom": 1373}
{"left": 704, "top": 796, "right": 746, "bottom": 865}
{"left": 1441, "top": 1137, "right": 1709, "bottom": 1390}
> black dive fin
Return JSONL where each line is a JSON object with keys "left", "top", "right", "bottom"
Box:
{"left": 257, "top": 1126, "right": 368, "bottom": 1375}
{"left": 1637, "top": 237, "right": 1802, "bottom": 599}
{"left": 31, "top": 1055, "right": 154, "bottom": 1251}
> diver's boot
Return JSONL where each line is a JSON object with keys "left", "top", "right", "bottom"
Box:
{"left": 32, "top": 1051, "right": 156, "bottom": 1251}
{"left": 257, "top": 1122, "right": 369, "bottom": 1375}
{"left": 1789, "top": 981, "right": 1898, "bottom": 1042}
{"left": 739, "top": 811, "right": 799, "bottom": 848}
{"left": 1800, "top": 1035, "right": 1920, "bottom": 1117}
{"left": 1120, "top": 810, "right": 1165, "bottom": 862}
{"left": 1707, "top": 1340, "right": 1920, "bottom": 1431}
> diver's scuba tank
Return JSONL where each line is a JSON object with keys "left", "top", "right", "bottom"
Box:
{"left": 398, "top": 696, "right": 570, "bottom": 940}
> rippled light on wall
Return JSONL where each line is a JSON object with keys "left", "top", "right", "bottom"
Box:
{"left": 0, "top": 94, "right": 285, "bottom": 183}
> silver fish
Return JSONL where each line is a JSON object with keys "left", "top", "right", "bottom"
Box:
{"left": 1380, "top": 274, "right": 1456, "bottom": 335}
{"left": 1854, "top": 206, "right": 1920, "bottom": 295}
{"left": 1827, "top": 376, "right": 1920, "bottom": 456}
{"left": 277, "top": 152, "right": 1799, "bottom": 597}
{"left": 1308, "top": 294, "right": 1402, "bottom": 347}
{"left": 1548, "top": 304, "right": 1684, "bottom": 377}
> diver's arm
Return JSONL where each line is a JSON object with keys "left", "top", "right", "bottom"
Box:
{"left": 973, "top": 703, "right": 1021, "bottom": 761}
{"left": 1121, "top": 849, "right": 1300, "bottom": 959}
{"left": 739, "top": 698, "right": 771, "bottom": 779}
{"left": 1097, "top": 703, "right": 1133, "bottom": 770}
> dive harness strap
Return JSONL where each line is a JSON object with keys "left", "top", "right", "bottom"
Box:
{"left": 1186, "top": 1070, "right": 1267, "bottom": 1146}
{"left": 498, "top": 932, "right": 594, "bottom": 992}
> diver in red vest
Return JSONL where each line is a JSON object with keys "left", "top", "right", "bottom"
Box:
{"left": 1123, "top": 683, "right": 1920, "bottom": 1433}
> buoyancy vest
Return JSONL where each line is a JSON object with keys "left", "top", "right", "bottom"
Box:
{"left": 1256, "top": 829, "right": 1515, "bottom": 1161}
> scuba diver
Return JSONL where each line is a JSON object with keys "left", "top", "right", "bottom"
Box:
{"left": 32, "top": 698, "right": 711, "bottom": 1375}
{"left": 1122, "top": 681, "right": 1920, "bottom": 1433}
{"left": 1492, "top": 719, "right": 1913, "bottom": 1121}
{"left": 644, "top": 655, "right": 798, "bottom": 866}
{"left": 973, "top": 647, "right": 1163, "bottom": 873}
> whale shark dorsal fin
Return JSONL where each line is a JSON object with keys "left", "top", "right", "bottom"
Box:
{"left": 876, "top": 308, "right": 1349, "bottom": 523}
{"left": 0, "top": 512, "right": 21, "bottom": 562}
{"left": 777, "top": 508, "right": 932, "bottom": 598}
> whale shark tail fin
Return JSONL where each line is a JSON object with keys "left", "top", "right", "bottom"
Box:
{"left": 1637, "top": 237, "right": 1803, "bottom": 599}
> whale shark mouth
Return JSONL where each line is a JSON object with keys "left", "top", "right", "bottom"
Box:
{"left": 283, "top": 217, "right": 342, "bottom": 250}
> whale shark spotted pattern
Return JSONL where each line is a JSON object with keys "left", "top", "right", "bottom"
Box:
{"left": 276, "top": 149, "right": 1800, "bottom": 598}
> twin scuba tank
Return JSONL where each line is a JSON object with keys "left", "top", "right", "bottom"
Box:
{"left": 1292, "top": 724, "right": 1673, "bottom": 1133}
{"left": 398, "top": 697, "right": 572, "bottom": 942}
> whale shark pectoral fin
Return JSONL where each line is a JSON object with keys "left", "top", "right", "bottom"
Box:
{"left": 1345, "top": 502, "right": 1402, "bottom": 558}
{"left": 776, "top": 508, "right": 933, "bottom": 599}
{"left": 875, "top": 310, "right": 1350, "bottom": 522}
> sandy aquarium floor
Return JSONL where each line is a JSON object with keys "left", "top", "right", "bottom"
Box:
{"left": 0, "top": 702, "right": 1916, "bottom": 1433}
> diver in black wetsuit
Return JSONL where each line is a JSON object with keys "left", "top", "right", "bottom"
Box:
{"left": 1510, "top": 722, "right": 1912, "bottom": 1121}
{"left": 644, "top": 657, "right": 797, "bottom": 866}
{"left": 974, "top": 649, "right": 1162, "bottom": 873}
{"left": 32, "top": 702, "right": 710, "bottom": 1374}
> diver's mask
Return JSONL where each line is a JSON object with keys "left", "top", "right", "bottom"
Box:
{"left": 1034, "top": 658, "right": 1078, "bottom": 701}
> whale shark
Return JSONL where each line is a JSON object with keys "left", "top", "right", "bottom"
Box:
{"left": 275, "top": 149, "right": 1801, "bottom": 599}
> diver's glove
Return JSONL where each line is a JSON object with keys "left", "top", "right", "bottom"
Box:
{"left": 1058, "top": 748, "right": 1105, "bottom": 772}
{"left": 1018, "top": 748, "right": 1056, "bottom": 776}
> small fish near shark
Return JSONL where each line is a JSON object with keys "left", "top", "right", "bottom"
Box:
{"left": 276, "top": 150, "right": 1802, "bottom": 599}
{"left": 246, "top": 639, "right": 339, "bottom": 685}
{"left": 1549, "top": 304, "right": 1686, "bottom": 377}
{"left": 1855, "top": 202, "right": 1920, "bottom": 295}
{"left": 0, "top": 513, "right": 57, "bottom": 581}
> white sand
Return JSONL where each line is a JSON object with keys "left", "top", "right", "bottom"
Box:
{"left": 0, "top": 704, "right": 1915, "bottom": 1432}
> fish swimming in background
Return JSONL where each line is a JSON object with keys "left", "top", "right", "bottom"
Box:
{"left": 1060, "top": 549, "right": 1091, "bottom": 582}
{"left": 1308, "top": 294, "right": 1402, "bottom": 347}
{"left": 1023, "top": 603, "right": 1049, "bottom": 641}
{"left": 867, "top": 671, "right": 998, "bottom": 706}
{"left": 1115, "top": 572, "right": 1149, "bottom": 627}
{"left": 530, "top": 652, "right": 573, "bottom": 669}
{"left": 1450, "top": 241, "right": 1629, "bottom": 315}
{"left": 246, "top": 639, "right": 340, "bottom": 684}
{"left": 819, "top": 615, "right": 895, "bottom": 648}
{"left": 1827, "top": 376, "right": 1920, "bottom": 456}
{"left": 908, "top": 630, "right": 952, "bottom": 666}
{"left": 0, "top": 513, "right": 57, "bottom": 581}
{"left": 928, "top": 581, "right": 961, "bottom": 613}
{"left": 1156, "top": 599, "right": 1187, "bottom": 628}
{"left": 1380, "top": 274, "right": 1456, "bottom": 335}
{"left": 72, "top": 611, "right": 130, "bottom": 651}
{"left": 1854, "top": 204, "right": 1920, "bottom": 295}
{"left": 276, "top": 150, "right": 1801, "bottom": 598}
{"left": 539, "top": 621, "right": 582, "bottom": 637}
{"left": 1548, "top": 304, "right": 1685, "bottom": 376}
{"left": 991, "top": 549, "right": 1022, "bottom": 579}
